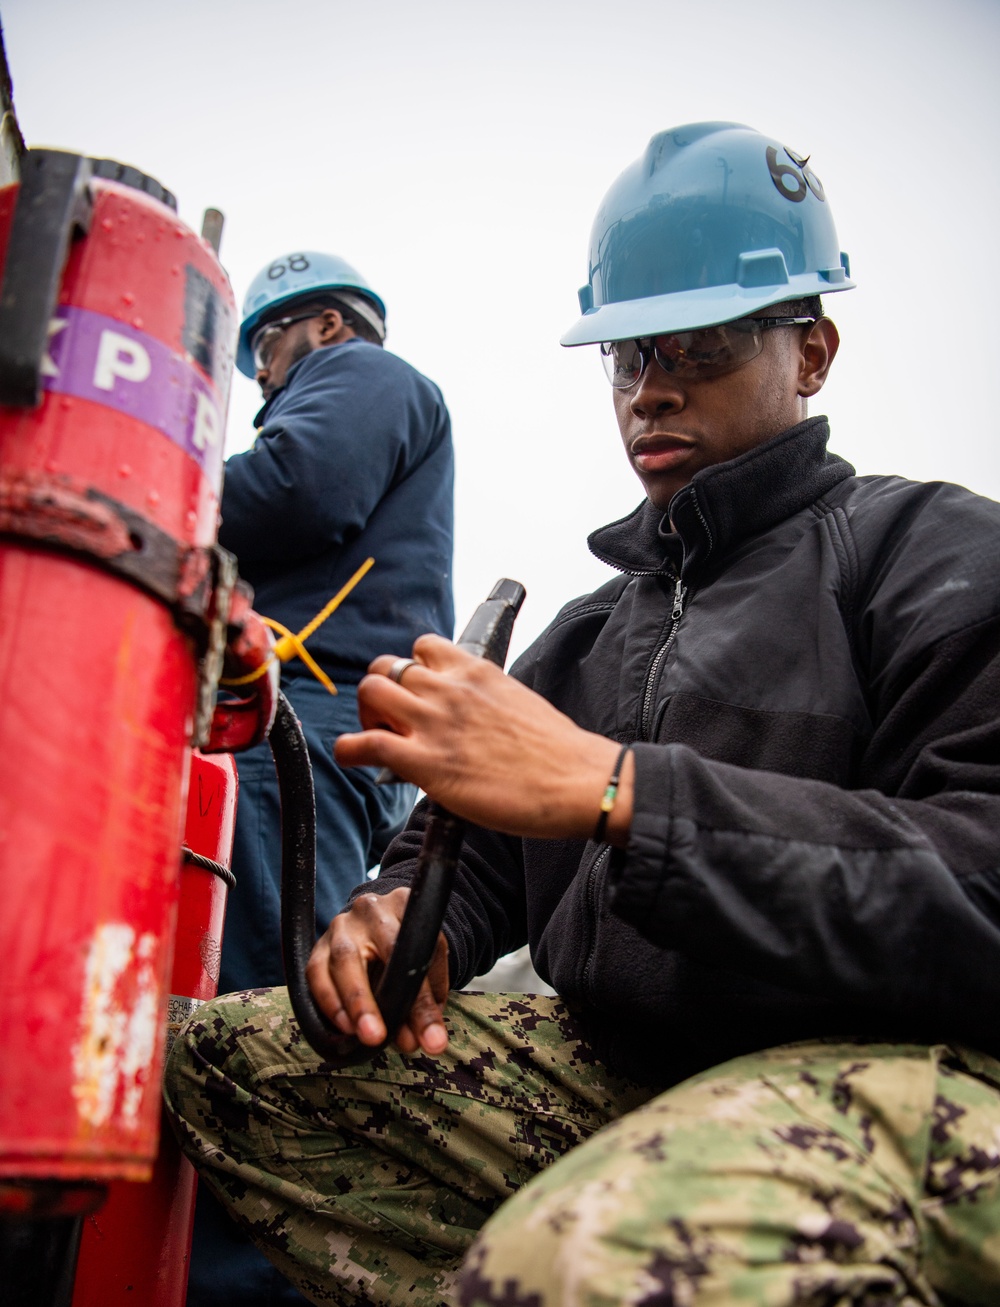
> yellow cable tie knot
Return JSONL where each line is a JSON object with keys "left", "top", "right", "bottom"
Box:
{"left": 272, "top": 634, "right": 299, "bottom": 662}
{"left": 220, "top": 556, "right": 375, "bottom": 696}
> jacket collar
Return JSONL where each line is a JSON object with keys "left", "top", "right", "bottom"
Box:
{"left": 588, "top": 416, "right": 854, "bottom": 578}
{"left": 253, "top": 339, "right": 365, "bottom": 426}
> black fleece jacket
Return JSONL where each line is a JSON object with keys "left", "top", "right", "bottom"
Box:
{"left": 367, "top": 417, "right": 1000, "bottom": 1088}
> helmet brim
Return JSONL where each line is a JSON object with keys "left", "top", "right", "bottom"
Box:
{"left": 560, "top": 274, "right": 854, "bottom": 347}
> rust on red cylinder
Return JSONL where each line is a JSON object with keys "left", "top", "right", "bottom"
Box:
{"left": 0, "top": 469, "right": 134, "bottom": 555}
{"left": 71, "top": 750, "right": 237, "bottom": 1307}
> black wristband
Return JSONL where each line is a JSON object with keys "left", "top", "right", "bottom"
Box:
{"left": 593, "top": 744, "right": 631, "bottom": 844}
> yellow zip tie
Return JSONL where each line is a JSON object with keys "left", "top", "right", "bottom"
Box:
{"left": 220, "top": 556, "right": 375, "bottom": 696}
{"left": 261, "top": 616, "right": 337, "bottom": 694}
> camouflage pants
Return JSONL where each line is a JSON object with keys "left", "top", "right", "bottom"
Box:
{"left": 163, "top": 988, "right": 1000, "bottom": 1306}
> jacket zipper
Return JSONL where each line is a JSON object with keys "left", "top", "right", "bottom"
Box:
{"left": 580, "top": 844, "right": 611, "bottom": 998}
{"left": 581, "top": 575, "right": 685, "bottom": 996}
{"left": 639, "top": 575, "right": 687, "bottom": 740}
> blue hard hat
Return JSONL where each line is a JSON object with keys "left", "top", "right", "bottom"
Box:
{"left": 561, "top": 122, "right": 854, "bottom": 347}
{"left": 237, "top": 250, "right": 387, "bottom": 376}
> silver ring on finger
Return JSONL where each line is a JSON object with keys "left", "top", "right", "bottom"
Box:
{"left": 387, "top": 656, "right": 418, "bottom": 685}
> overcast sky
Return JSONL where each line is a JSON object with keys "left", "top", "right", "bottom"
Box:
{"left": 5, "top": 0, "right": 999, "bottom": 657}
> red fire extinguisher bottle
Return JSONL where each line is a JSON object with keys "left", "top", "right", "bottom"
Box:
{"left": 0, "top": 151, "right": 238, "bottom": 1203}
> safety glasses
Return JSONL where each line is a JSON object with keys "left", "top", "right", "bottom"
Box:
{"left": 251, "top": 311, "right": 322, "bottom": 372}
{"left": 600, "top": 316, "right": 817, "bottom": 389}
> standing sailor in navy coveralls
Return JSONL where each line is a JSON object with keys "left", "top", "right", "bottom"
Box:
{"left": 187, "top": 251, "right": 454, "bottom": 1306}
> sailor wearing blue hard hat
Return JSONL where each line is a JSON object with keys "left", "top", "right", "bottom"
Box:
{"left": 169, "top": 124, "right": 1000, "bottom": 1307}
{"left": 562, "top": 121, "right": 852, "bottom": 510}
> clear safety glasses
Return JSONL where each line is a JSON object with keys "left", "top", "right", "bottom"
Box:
{"left": 600, "top": 316, "right": 817, "bottom": 389}
{"left": 251, "top": 311, "right": 322, "bottom": 372}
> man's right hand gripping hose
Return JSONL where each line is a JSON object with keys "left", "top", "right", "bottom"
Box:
{"left": 281, "top": 579, "right": 526, "bottom": 1067}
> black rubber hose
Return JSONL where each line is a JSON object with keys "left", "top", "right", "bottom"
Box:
{"left": 271, "top": 691, "right": 349, "bottom": 1061}
{"left": 276, "top": 580, "right": 525, "bottom": 1067}
{"left": 273, "top": 689, "right": 461, "bottom": 1066}
{"left": 346, "top": 802, "right": 464, "bottom": 1056}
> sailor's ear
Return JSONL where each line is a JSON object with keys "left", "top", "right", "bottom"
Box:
{"left": 798, "top": 316, "right": 840, "bottom": 398}
{"left": 317, "top": 308, "right": 347, "bottom": 343}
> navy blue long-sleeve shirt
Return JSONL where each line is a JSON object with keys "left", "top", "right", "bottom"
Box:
{"left": 219, "top": 338, "right": 455, "bottom": 681}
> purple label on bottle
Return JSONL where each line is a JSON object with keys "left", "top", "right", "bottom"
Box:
{"left": 41, "top": 306, "right": 227, "bottom": 489}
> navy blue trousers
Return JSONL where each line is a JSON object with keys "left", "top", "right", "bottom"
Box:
{"left": 187, "top": 675, "right": 416, "bottom": 1305}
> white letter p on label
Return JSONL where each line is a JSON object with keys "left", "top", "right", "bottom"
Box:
{"left": 192, "top": 391, "right": 220, "bottom": 451}
{"left": 93, "top": 331, "right": 152, "bottom": 391}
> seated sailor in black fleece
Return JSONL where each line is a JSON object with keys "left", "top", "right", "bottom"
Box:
{"left": 169, "top": 130, "right": 1000, "bottom": 1307}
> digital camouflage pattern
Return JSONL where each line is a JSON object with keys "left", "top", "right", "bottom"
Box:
{"left": 164, "top": 989, "right": 651, "bottom": 1304}
{"left": 462, "top": 1040, "right": 1000, "bottom": 1306}
{"left": 164, "top": 991, "right": 1000, "bottom": 1306}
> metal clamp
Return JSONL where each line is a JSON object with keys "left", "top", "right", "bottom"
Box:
{"left": 0, "top": 469, "right": 243, "bottom": 744}
{"left": 0, "top": 149, "right": 93, "bottom": 408}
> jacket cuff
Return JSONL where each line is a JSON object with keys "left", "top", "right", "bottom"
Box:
{"left": 611, "top": 741, "right": 680, "bottom": 921}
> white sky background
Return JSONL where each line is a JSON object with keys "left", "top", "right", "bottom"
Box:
{"left": 4, "top": 0, "right": 999, "bottom": 659}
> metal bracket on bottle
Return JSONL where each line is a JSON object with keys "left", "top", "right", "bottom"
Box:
{"left": 0, "top": 469, "right": 241, "bottom": 744}
{"left": 0, "top": 149, "right": 94, "bottom": 408}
